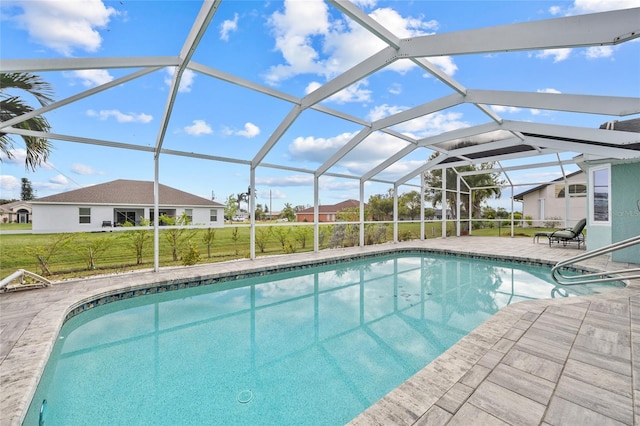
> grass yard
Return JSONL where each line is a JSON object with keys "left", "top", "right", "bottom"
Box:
{"left": 0, "top": 221, "right": 557, "bottom": 281}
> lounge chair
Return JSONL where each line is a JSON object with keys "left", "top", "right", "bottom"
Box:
{"left": 534, "top": 218, "right": 586, "bottom": 248}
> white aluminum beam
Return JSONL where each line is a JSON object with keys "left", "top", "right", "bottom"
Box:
{"left": 416, "top": 122, "right": 503, "bottom": 148}
{"left": 457, "top": 159, "right": 576, "bottom": 176}
{"left": 503, "top": 120, "right": 640, "bottom": 146}
{"left": 525, "top": 136, "right": 640, "bottom": 159}
{"left": 0, "top": 67, "right": 162, "bottom": 130}
{"left": 0, "top": 56, "right": 178, "bottom": 72}
{"left": 399, "top": 8, "right": 640, "bottom": 58}
{"left": 252, "top": 105, "right": 302, "bottom": 168}
{"left": 465, "top": 89, "right": 640, "bottom": 116}
{"left": 361, "top": 143, "right": 418, "bottom": 182}
{"left": 372, "top": 93, "right": 465, "bottom": 131}
{"left": 316, "top": 127, "right": 372, "bottom": 176}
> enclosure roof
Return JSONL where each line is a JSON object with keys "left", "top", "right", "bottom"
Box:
{"left": 1, "top": 1, "right": 640, "bottom": 196}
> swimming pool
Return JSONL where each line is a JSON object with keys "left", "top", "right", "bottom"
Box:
{"left": 25, "top": 252, "right": 621, "bottom": 425}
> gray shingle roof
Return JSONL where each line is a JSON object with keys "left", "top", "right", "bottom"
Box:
{"left": 30, "top": 179, "right": 224, "bottom": 207}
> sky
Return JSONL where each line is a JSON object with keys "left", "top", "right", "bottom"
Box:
{"left": 1, "top": 0, "right": 639, "bottom": 212}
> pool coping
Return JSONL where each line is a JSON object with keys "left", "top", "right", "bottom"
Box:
{"left": 1, "top": 238, "right": 639, "bottom": 425}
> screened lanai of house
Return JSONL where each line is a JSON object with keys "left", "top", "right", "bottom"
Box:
{"left": 1, "top": 1, "right": 639, "bottom": 271}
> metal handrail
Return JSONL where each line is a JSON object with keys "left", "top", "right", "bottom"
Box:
{"left": 551, "top": 234, "right": 640, "bottom": 285}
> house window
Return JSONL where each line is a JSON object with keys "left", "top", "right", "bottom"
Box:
{"left": 79, "top": 207, "right": 91, "bottom": 224}
{"left": 556, "top": 184, "right": 587, "bottom": 198}
{"left": 591, "top": 166, "right": 610, "bottom": 223}
{"left": 210, "top": 209, "right": 217, "bottom": 222}
{"left": 185, "top": 209, "right": 193, "bottom": 223}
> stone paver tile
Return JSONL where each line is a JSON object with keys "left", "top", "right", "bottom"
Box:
{"left": 512, "top": 319, "right": 533, "bottom": 330}
{"left": 573, "top": 333, "right": 631, "bottom": 359}
{"left": 535, "top": 311, "right": 583, "bottom": 331}
{"left": 545, "top": 303, "right": 589, "bottom": 320}
{"left": 554, "top": 375, "right": 633, "bottom": 424}
{"left": 589, "top": 300, "right": 629, "bottom": 317}
{"left": 514, "top": 335, "right": 571, "bottom": 365}
{"left": 460, "top": 364, "right": 491, "bottom": 389}
{"left": 446, "top": 402, "right": 509, "bottom": 426}
{"left": 579, "top": 322, "right": 630, "bottom": 346}
{"left": 521, "top": 311, "right": 540, "bottom": 322}
{"left": 525, "top": 322, "right": 578, "bottom": 346}
{"left": 465, "top": 380, "right": 546, "bottom": 426}
{"left": 584, "top": 310, "right": 631, "bottom": 328}
{"left": 477, "top": 349, "right": 504, "bottom": 370}
{"left": 502, "top": 348, "right": 564, "bottom": 382}
{"left": 544, "top": 396, "right": 628, "bottom": 426}
{"left": 569, "top": 345, "right": 631, "bottom": 377}
{"left": 491, "top": 338, "right": 515, "bottom": 354}
{"left": 563, "top": 358, "right": 632, "bottom": 398}
{"left": 502, "top": 326, "right": 526, "bottom": 341}
{"left": 486, "top": 363, "right": 554, "bottom": 405}
{"left": 413, "top": 405, "right": 452, "bottom": 426}
{"left": 435, "top": 382, "right": 473, "bottom": 414}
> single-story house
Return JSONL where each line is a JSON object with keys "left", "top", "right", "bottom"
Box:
{"left": 0, "top": 200, "right": 32, "bottom": 224}
{"left": 295, "top": 200, "right": 361, "bottom": 222}
{"left": 30, "top": 179, "right": 225, "bottom": 233}
{"left": 513, "top": 170, "right": 587, "bottom": 226}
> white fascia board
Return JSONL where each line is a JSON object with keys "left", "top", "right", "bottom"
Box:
{"left": 0, "top": 67, "right": 161, "bottom": 130}
{"left": 0, "top": 56, "right": 179, "bottom": 72}
{"left": 504, "top": 121, "right": 640, "bottom": 146}
{"left": 457, "top": 159, "right": 576, "bottom": 176}
{"left": 466, "top": 90, "right": 640, "bottom": 116}
{"left": 301, "top": 46, "right": 398, "bottom": 109}
{"left": 399, "top": 8, "right": 640, "bottom": 57}
{"left": 525, "top": 136, "right": 640, "bottom": 159}
{"left": 252, "top": 105, "right": 302, "bottom": 168}
{"left": 316, "top": 127, "right": 373, "bottom": 177}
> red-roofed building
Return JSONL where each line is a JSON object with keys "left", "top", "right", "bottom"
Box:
{"left": 295, "top": 200, "right": 362, "bottom": 223}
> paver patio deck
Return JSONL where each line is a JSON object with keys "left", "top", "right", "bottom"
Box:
{"left": 1, "top": 236, "right": 639, "bottom": 425}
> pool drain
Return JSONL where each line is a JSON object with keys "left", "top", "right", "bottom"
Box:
{"left": 237, "top": 389, "right": 254, "bottom": 404}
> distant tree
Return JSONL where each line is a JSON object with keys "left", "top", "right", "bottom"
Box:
{"left": 230, "top": 226, "right": 240, "bottom": 255}
{"left": 21, "top": 178, "right": 34, "bottom": 200}
{"left": 1, "top": 72, "right": 54, "bottom": 171}
{"left": 224, "top": 194, "right": 237, "bottom": 220}
{"left": 280, "top": 203, "right": 295, "bottom": 221}
{"left": 67, "top": 234, "right": 113, "bottom": 271}
{"left": 272, "top": 226, "right": 291, "bottom": 251}
{"left": 423, "top": 153, "right": 504, "bottom": 219}
{"left": 336, "top": 206, "right": 359, "bottom": 222}
{"left": 255, "top": 226, "right": 272, "bottom": 253}
{"left": 254, "top": 204, "right": 265, "bottom": 221}
{"left": 367, "top": 190, "right": 394, "bottom": 221}
{"left": 294, "top": 226, "right": 312, "bottom": 249}
{"left": 399, "top": 190, "right": 421, "bottom": 219}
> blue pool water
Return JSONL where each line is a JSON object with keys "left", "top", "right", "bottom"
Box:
{"left": 26, "top": 253, "right": 621, "bottom": 425}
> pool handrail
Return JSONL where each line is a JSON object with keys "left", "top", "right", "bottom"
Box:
{"left": 551, "top": 234, "right": 640, "bottom": 285}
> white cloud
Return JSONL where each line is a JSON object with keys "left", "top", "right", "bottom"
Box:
{"left": 71, "top": 163, "right": 102, "bottom": 175}
{"left": 0, "top": 175, "right": 20, "bottom": 193}
{"left": 265, "top": 0, "right": 453, "bottom": 85}
{"left": 537, "top": 88, "right": 562, "bottom": 94}
{"left": 585, "top": 46, "right": 614, "bottom": 59}
{"left": 183, "top": 119, "right": 213, "bottom": 136}
{"left": 570, "top": 0, "right": 640, "bottom": 14}
{"left": 220, "top": 13, "right": 239, "bottom": 41}
{"left": 10, "top": 0, "right": 117, "bottom": 56}
{"left": 236, "top": 122, "right": 261, "bottom": 138}
{"left": 49, "top": 174, "right": 69, "bottom": 185}
{"left": 288, "top": 132, "right": 355, "bottom": 163}
{"left": 490, "top": 105, "right": 522, "bottom": 114}
{"left": 86, "top": 109, "right": 152, "bottom": 123}
{"left": 535, "top": 48, "right": 572, "bottom": 62}
{"left": 388, "top": 83, "right": 402, "bottom": 95}
{"left": 256, "top": 175, "right": 313, "bottom": 187}
{"left": 305, "top": 80, "right": 372, "bottom": 104}
{"left": 70, "top": 69, "right": 114, "bottom": 87}
{"left": 0, "top": 148, "right": 27, "bottom": 166}
{"left": 165, "top": 68, "right": 196, "bottom": 93}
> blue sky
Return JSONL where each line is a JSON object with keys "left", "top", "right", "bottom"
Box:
{"left": 1, "top": 0, "right": 639, "bottom": 212}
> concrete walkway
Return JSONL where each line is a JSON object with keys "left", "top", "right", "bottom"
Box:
{"left": 1, "top": 236, "right": 638, "bottom": 425}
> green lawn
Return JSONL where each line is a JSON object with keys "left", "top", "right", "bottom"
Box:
{"left": 0, "top": 222, "right": 554, "bottom": 281}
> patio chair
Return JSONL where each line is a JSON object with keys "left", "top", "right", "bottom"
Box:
{"left": 534, "top": 218, "right": 586, "bottom": 248}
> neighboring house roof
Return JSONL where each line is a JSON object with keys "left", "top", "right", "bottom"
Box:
{"left": 297, "top": 199, "right": 361, "bottom": 214}
{"left": 0, "top": 200, "right": 31, "bottom": 213}
{"left": 30, "top": 179, "right": 224, "bottom": 207}
{"left": 513, "top": 170, "right": 584, "bottom": 200}
{"left": 599, "top": 117, "right": 640, "bottom": 132}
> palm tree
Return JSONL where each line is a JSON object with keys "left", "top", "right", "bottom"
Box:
{"left": 1, "top": 72, "right": 54, "bottom": 171}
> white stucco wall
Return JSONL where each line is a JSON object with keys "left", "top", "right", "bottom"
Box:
{"left": 31, "top": 203, "right": 224, "bottom": 233}
{"left": 520, "top": 173, "right": 587, "bottom": 226}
